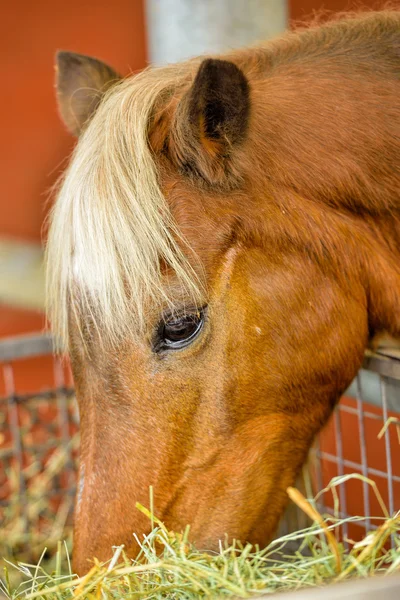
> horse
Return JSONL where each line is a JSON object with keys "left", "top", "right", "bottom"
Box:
{"left": 46, "top": 10, "right": 400, "bottom": 575}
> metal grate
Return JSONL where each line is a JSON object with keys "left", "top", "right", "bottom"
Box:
{"left": 0, "top": 334, "right": 78, "bottom": 560}
{"left": 0, "top": 334, "right": 399, "bottom": 559}
{"left": 312, "top": 350, "right": 400, "bottom": 544}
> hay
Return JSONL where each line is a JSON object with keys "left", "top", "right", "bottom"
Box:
{"left": 1, "top": 475, "right": 399, "bottom": 600}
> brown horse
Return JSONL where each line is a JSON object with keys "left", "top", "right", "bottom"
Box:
{"left": 46, "top": 10, "right": 400, "bottom": 575}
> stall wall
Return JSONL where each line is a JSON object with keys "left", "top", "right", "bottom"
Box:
{"left": 0, "top": 0, "right": 147, "bottom": 243}
{"left": 290, "top": 0, "right": 386, "bottom": 21}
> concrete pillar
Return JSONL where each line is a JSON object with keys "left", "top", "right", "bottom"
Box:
{"left": 146, "top": 0, "right": 288, "bottom": 65}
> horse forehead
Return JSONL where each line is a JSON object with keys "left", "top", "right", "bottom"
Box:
{"left": 156, "top": 175, "right": 232, "bottom": 269}
{"left": 208, "top": 244, "right": 254, "bottom": 306}
{"left": 218, "top": 245, "right": 242, "bottom": 287}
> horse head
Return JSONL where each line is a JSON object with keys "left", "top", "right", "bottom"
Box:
{"left": 47, "top": 11, "right": 400, "bottom": 574}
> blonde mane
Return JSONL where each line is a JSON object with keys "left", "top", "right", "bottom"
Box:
{"left": 45, "top": 63, "right": 203, "bottom": 351}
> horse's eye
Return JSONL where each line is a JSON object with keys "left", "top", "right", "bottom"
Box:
{"left": 154, "top": 308, "right": 205, "bottom": 352}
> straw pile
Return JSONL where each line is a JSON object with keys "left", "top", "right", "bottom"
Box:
{"left": 1, "top": 475, "right": 399, "bottom": 600}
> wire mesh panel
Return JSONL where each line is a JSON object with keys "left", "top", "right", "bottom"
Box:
{"left": 313, "top": 350, "right": 400, "bottom": 543}
{"left": 0, "top": 334, "right": 78, "bottom": 561}
{"left": 0, "top": 334, "right": 399, "bottom": 563}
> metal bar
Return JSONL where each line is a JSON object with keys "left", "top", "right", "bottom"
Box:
{"left": 333, "top": 410, "right": 348, "bottom": 542}
{"left": 355, "top": 373, "right": 371, "bottom": 532}
{"left": 363, "top": 350, "right": 400, "bottom": 382}
{"left": 3, "top": 362, "right": 28, "bottom": 532}
{"left": 0, "top": 388, "right": 75, "bottom": 406}
{"left": 339, "top": 404, "right": 385, "bottom": 421}
{"left": 316, "top": 451, "right": 400, "bottom": 483}
{"left": 380, "top": 376, "right": 395, "bottom": 550}
{"left": 271, "top": 573, "right": 400, "bottom": 600}
{"left": 0, "top": 332, "right": 54, "bottom": 362}
{"left": 380, "top": 376, "right": 395, "bottom": 515}
{"left": 314, "top": 441, "right": 324, "bottom": 492}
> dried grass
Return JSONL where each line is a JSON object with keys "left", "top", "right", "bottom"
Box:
{"left": 1, "top": 476, "right": 399, "bottom": 600}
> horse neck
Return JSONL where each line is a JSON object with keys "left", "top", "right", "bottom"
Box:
{"left": 236, "top": 179, "right": 400, "bottom": 342}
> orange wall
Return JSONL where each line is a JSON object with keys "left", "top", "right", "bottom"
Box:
{"left": 0, "top": 0, "right": 147, "bottom": 243}
{"left": 290, "top": 0, "right": 388, "bottom": 21}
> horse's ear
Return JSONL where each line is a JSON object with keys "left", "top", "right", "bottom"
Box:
{"left": 172, "top": 58, "right": 250, "bottom": 184}
{"left": 55, "top": 51, "right": 121, "bottom": 136}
